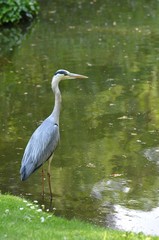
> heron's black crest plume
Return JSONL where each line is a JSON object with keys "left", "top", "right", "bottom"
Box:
{"left": 54, "top": 70, "right": 68, "bottom": 76}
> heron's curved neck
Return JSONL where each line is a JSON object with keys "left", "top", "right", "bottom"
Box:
{"left": 51, "top": 78, "right": 62, "bottom": 124}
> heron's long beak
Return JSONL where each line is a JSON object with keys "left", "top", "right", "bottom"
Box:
{"left": 68, "top": 72, "right": 88, "bottom": 79}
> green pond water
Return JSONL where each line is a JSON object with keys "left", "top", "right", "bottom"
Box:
{"left": 1, "top": 0, "right": 159, "bottom": 236}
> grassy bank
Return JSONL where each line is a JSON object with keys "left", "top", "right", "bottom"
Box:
{"left": 0, "top": 194, "right": 158, "bottom": 240}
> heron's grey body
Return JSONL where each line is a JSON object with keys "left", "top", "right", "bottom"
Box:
{"left": 20, "top": 115, "right": 59, "bottom": 181}
{"left": 20, "top": 69, "right": 88, "bottom": 185}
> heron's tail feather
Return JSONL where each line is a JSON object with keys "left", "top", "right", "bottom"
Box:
{"left": 20, "top": 160, "right": 42, "bottom": 181}
{"left": 20, "top": 161, "right": 35, "bottom": 181}
{"left": 20, "top": 166, "right": 27, "bottom": 181}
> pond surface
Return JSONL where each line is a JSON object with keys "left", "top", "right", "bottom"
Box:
{"left": 1, "top": 0, "right": 159, "bottom": 236}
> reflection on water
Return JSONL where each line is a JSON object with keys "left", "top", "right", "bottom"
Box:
{"left": 91, "top": 177, "right": 159, "bottom": 235}
{"left": 144, "top": 147, "right": 159, "bottom": 165}
{"left": 110, "top": 205, "right": 159, "bottom": 236}
{"left": 1, "top": 0, "right": 159, "bottom": 236}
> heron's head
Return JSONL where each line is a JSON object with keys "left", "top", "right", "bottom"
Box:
{"left": 54, "top": 69, "right": 88, "bottom": 81}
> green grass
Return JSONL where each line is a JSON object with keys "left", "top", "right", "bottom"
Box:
{"left": 0, "top": 194, "right": 158, "bottom": 240}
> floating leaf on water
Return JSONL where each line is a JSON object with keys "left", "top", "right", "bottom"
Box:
{"left": 36, "top": 85, "right": 41, "bottom": 88}
{"left": 86, "top": 163, "right": 96, "bottom": 168}
{"left": 49, "top": 10, "right": 56, "bottom": 14}
{"left": 111, "top": 173, "right": 123, "bottom": 177}
{"left": 118, "top": 116, "right": 133, "bottom": 120}
{"left": 69, "top": 25, "right": 75, "bottom": 29}
{"left": 148, "top": 130, "right": 156, "bottom": 133}
{"left": 31, "top": 43, "right": 36, "bottom": 47}
{"left": 86, "top": 62, "right": 93, "bottom": 66}
{"left": 109, "top": 103, "right": 115, "bottom": 106}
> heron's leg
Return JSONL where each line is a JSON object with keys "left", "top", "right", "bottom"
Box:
{"left": 47, "top": 155, "right": 53, "bottom": 200}
{"left": 42, "top": 166, "right": 45, "bottom": 197}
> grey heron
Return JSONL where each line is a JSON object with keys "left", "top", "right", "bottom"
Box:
{"left": 20, "top": 69, "right": 88, "bottom": 198}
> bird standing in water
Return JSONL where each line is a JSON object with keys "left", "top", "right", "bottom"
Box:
{"left": 20, "top": 69, "right": 88, "bottom": 199}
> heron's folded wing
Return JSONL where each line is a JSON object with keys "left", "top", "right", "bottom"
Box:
{"left": 20, "top": 118, "right": 59, "bottom": 180}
